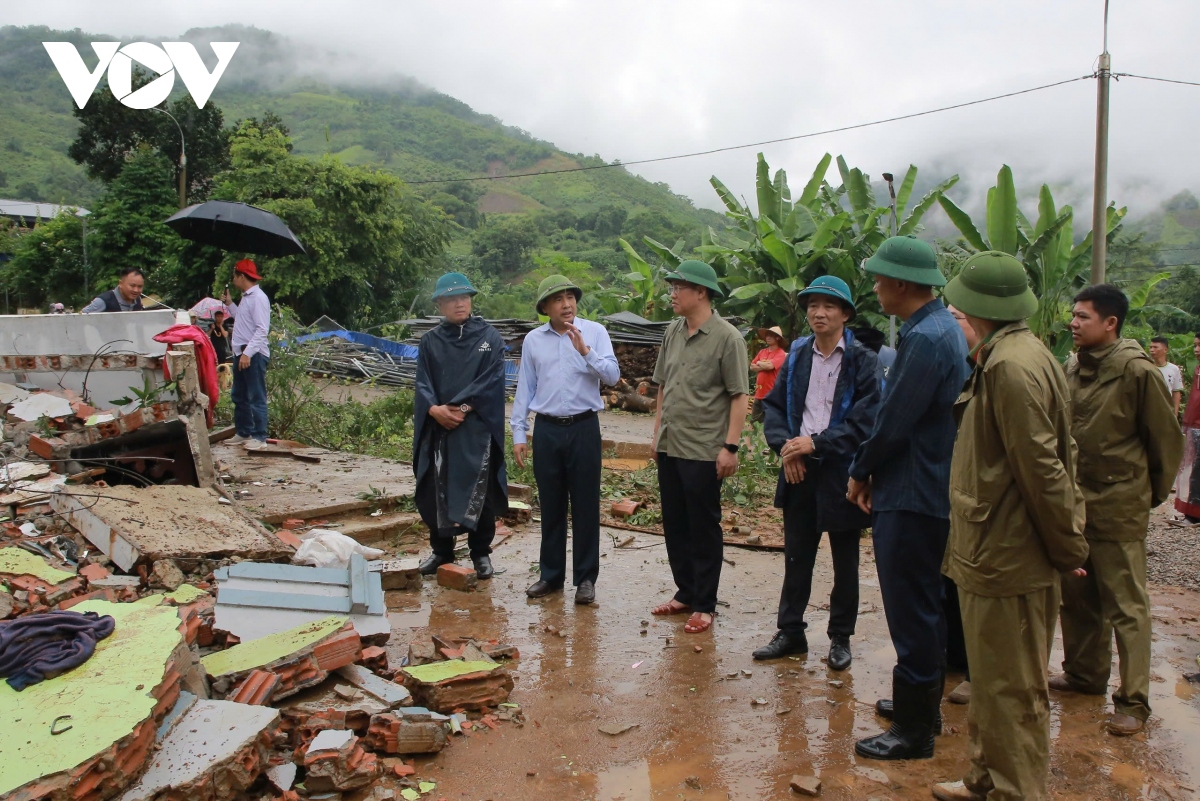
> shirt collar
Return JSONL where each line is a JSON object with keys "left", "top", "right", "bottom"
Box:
{"left": 899, "top": 298, "right": 944, "bottom": 339}
{"left": 811, "top": 337, "right": 845, "bottom": 358}
{"left": 243, "top": 284, "right": 262, "bottom": 298}
{"left": 697, "top": 312, "right": 723, "bottom": 334}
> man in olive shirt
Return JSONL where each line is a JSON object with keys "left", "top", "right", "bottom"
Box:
{"left": 933, "top": 253, "right": 1089, "bottom": 801}
{"left": 650, "top": 260, "right": 749, "bottom": 635}
{"left": 1050, "top": 283, "right": 1183, "bottom": 737}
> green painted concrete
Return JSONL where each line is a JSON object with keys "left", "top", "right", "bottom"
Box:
{"left": 0, "top": 599, "right": 184, "bottom": 796}
{"left": 402, "top": 660, "right": 498, "bottom": 684}
{"left": 200, "top": 615, "right": 346, "bottom": 678}
{"left": 0, "top": 547, "right": 75, "bottom": 584}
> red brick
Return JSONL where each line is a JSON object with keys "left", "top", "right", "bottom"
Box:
{"left": 79, "top": 563, "right": 111, "bottom": 582}
{"left": 313, "top": 628, "right": 362, "bottom": 671}
{"left": 281, "top": 518, "right": 305, "bottom": 530}
{"left": 27, "top": 434, "right": 67, "bottom": 460}
{"left": 228, "top": 670, "right": 280, "bottom": 705}
{"left": 611, "top": 499, "right": 642, "bottom": 519}
{"left": 273, "top": 529, "right": 302, "bottom": 549}
{"left": 436, "top": 563, "right": 478, "bottom": 592}
{"left": 358, "top": 645, "right": 387, "bottom": 673}
{"left": 59, "top": 589, "right": 116, "bottom": 610}
{"left": 394, "top": 763, "right": 415, "bottom": 777}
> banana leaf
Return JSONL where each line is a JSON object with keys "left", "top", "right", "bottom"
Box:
{"left": 898, "top": 175, "right": 959, "bottom": 236}
{"left": 799, "top": 154, "right": 832, "bottom": 208}
{"left": 987, "top": 165, "right": 1018, "bottom": 255}
{"left": 936, "top": 195, "right": 988, "bottom": 251}
{"left": 711, "top": 175, "right": 747, "bottom": 215}
{"left": 895, "top": 165, "right": 918, "bottom": 220}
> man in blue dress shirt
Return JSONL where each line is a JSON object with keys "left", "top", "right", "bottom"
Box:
{"left": 511, "top": 275, "right": 620, "bottom": 604}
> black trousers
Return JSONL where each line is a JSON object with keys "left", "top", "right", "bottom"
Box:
{"left": 872, "top": 509, "right": 949, "bottom": 685}
{"left": 943, "top": 575, "right": 970, "bottom": 677}
{"left": 657, "top": 452, "right": 725, "bottom": 614}
{"left": 430, "top": 506, "right": 495, "bottom": 560}
{"left": 532, "top": 412, "right": 602, "bottom": 587}
{"left": 776, "top": 478, "right": 861, "bottom": 637}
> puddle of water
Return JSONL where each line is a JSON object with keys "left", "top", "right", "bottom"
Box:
{"left": 595, "top": 760, "right": 651, "bottom": 801}
{"left": 387, "top": 601, "right": 430, "bottom": 628}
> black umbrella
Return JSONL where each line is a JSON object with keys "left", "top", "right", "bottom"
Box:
{"left": 165, "top": 200, "right": 306, "bottom": 256}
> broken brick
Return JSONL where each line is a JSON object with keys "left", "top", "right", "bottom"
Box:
{"left": 273, "top": 528, "right": 303, "bottom": 549}
{"left": 358, "top": 645, "right": 388, "bottom": 673}
{"left": 436, "top": 563, "right": 477, "bottom": 592}
{"left": 394, "top": 763, "right": 415, "bottom": 777}
{"left": 611, "top": 499, "right": 642, "bottom": 519}
{"left": 303, "top": 732, "right": 379, "bottom": 792}
{"left": 364, "top": 713, "right": 447, "bottom": 754}
{"left": 313, "top": 628, "right": 363, "bottom": 671}
{"left": 79, "top": 563, "right": 111, "bottom": 583}
{"left": 228, "top": 669, "right": 281, "bottom": 705}
{"left": 27, "top": 434, "right": 68, "bottom": 460}
{"left": 58, "top": 588, "right": 116, "bottom": 610}
{"left": 281, "top": 518, "right": 305, "bottom": 530}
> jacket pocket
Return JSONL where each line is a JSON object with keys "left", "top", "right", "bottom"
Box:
{"left": 1078, "top": 458, "right": 1140, "bottom": 485}
{"left": 950, "top": 486, "right": 992, "bottom": 523}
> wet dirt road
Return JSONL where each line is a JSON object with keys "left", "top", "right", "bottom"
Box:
{"left": 385, "top": 525, "right": 1200, "bottom": 800}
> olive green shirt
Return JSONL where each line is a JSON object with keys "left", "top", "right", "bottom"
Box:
{"left": 652, "top": 313, "right": 749, "bottom": 462}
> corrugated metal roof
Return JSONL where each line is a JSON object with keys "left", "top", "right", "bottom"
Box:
{"left": 0, "top": 199, "right": 91, "bottom": 225}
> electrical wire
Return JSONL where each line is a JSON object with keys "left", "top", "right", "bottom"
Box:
{"left": 1115, "top": 73, "right": 1200, "bottom": 88}
{"left": 407, "top": 74, "right": 1096, "bottom": 186}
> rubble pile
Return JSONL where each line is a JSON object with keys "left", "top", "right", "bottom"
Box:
{"left": 0, "top": 335, "right": 529, "bottom": 801}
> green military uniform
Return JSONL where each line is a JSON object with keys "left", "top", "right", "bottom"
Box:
{"left": 1059, "top": 338, "right": 1184, "bottom": 721}
{"left": 940, "top": 254, "right": 1089, "bottom": 801}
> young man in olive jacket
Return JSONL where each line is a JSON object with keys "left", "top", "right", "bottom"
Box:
{"left": 932, "top": 252, "right": 1090, "bottom": 801}
{"left": 755, "top": 276, "right": 881, "bottom": 670}
{"left": 1050, "top": 283, "right": 1184, "bottom": 737}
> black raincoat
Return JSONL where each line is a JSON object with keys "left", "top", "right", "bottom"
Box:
{"left": 413, "top": 316, "right": 508, "bottom": 537}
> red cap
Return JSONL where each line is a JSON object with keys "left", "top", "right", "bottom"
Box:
{"left": 234, "top": 259, "right": 261, "bottom": 281}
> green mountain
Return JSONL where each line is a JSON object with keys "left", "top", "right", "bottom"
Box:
{"left": 0, "top": 24, "right": 722, "bottom": 239}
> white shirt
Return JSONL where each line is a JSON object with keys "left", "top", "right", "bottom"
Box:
{"left": 225, "top": 284, "right": 271, "bottom": 359}
{"left": 1159, "top": 362, "right": 1184, "bottom": 394}
{"left": 509, "top": 317, "right": 620, "bottom": 445}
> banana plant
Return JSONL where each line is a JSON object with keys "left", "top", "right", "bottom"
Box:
{"left": 699, "top": 152, "right": 958, "bottom": 338}
{"left": 594, "top": 237, "right": 680, "bottom": 321}
{"left": 938, "top": 164, "right": 1127, "bottom": 358}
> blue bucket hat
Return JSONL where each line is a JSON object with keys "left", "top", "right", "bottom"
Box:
{"left": 432, "top": 272, "right": 478, "bottom": 300}
{"left": 798, "top": 275, "right": 856, "bottom": 320}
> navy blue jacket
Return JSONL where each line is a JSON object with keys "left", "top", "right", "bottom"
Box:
{"left": 762, "top": 330, "right": 882, "bottom": 532}
{"left": 848, "top": 299, "right": 970, "bottom": 519}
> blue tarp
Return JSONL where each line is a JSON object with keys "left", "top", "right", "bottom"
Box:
{"left": 294, "top": 329, "right": 420, "bottom": 360}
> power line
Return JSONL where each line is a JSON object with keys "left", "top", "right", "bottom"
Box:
{"left": 1116, "top": 72, "right": 1200, "bottom": 88}
{"left": 407, "top": 74, "right": 1095, "bottom": 186}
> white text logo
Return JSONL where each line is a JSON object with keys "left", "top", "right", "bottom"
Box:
{"left": 42, "top": 42, "right": 240, "bottom": 109}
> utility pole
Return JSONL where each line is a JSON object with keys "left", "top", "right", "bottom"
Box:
{"left": 883, "top": 172, "right": 898, "bottom": 347}
{"left": 1090, "top": 0, "right": 1112, "bottom": 285}
{"left": 150, "top": 107, "right": 188, "bottom": 209}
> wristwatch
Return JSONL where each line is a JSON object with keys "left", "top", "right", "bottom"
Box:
{"left": 723, "top": 443, "right": 740, "bottom": 454}
{"left": 459, "top": 403, "right": 472, "bottom": 413}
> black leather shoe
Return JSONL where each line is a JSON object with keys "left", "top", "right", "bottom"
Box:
{"left": 575, "top": 580, "right": 595, "bottom": 605}
{"left": 419, "top": 553, "right": 453, "bottom": 575}
{"left": 752, "top": 631, "right": 808, "bottom": 660}
{"left": 827, "top": 636, "right": 852, "bottom": 671}
{"left": 526, "top": 580, "right": 563, "bottom": 598}
{"left": 874, "top": 698, "right": 943, "bottom": 733}
{"left": 472, "top": 555, "right": 494, "bottom": 580}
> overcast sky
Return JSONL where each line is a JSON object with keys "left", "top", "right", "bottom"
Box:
{"left": 9, "top": 1, "right": 1200, "bottom": 222}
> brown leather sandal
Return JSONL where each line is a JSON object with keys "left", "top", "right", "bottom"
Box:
{"left": 684, "top": 611, "right": 715, "bottom": 633}
{"left": 651, "top": 600, "right": 691, "bottom": 616}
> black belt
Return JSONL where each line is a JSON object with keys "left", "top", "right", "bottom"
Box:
{"left": 535, "top": 410, "right": 597, "bottom": 426}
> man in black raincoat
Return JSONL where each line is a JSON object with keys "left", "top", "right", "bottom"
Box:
{"left": 755, "top": 276, "right": 881, "bottom": 669}
{"left": 413, "top": 272, "right": 508, "bottom": 579}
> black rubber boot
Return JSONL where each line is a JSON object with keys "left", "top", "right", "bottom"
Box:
{"left": 855, "top": 675, "right": 939, "bottom": 760}
{"left": 873, "top": 697, "right": 944, "bottom": 734}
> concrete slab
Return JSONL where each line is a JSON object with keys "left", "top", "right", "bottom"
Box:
{"left": 118, "top": 700, "right": 279, "bottom": 801}
{"left": 201, "top": 616, "right": 348, "bottom": 680}
{"left": 335, "top": 664, "right": 412, "bottom": 709}
{"left": 212, "top": 443, "right": 415, "bottom": 524}
{"left": 51, "top": 484, "right": 291, "bottom": 572}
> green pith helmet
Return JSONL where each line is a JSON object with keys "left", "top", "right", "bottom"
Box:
{"left": 863, "top": 235, "right": 946, "bottom": 287}
{"left": 663, "top": 260, "right": 724, "bottom": 296}
{"left": 432, "top": 272, "right": 478, "bottom": 300}
{"left": 535, "top": 274, "right": 583, "bottom": 314}
{"left": 798, "top": 274, "right": 856, "bottom": 321}
{"left": 943, "top": 251, "right": 1038, "bottom": 322}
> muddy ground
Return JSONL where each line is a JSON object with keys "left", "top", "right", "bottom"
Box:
{"left": 377, "top": 523, "right": 1200, "bottom": 801}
